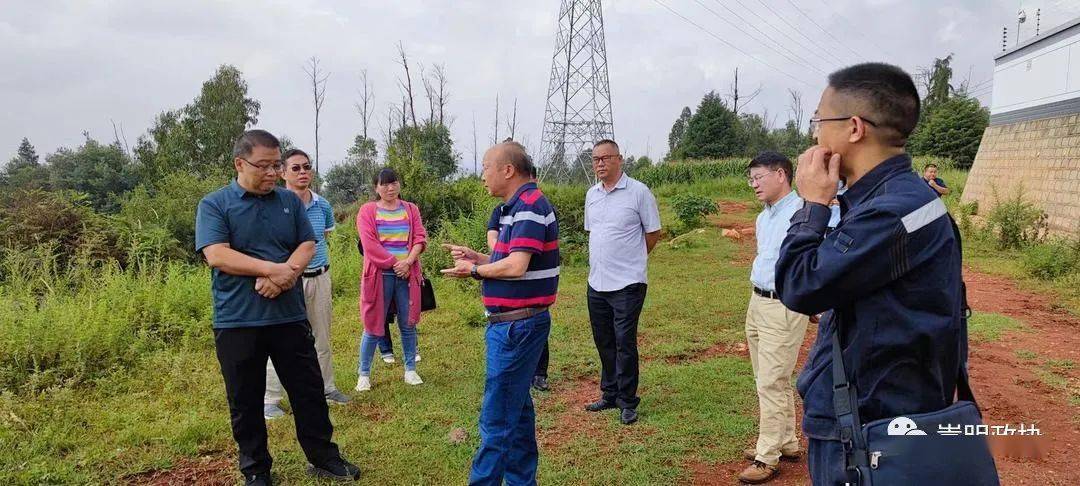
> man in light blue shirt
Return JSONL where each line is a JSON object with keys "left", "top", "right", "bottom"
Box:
{"left": 583, "top": 139, "right": 662, "bottom": 426}
{"left": 738, "top": 151, "right": 810, "bottom": 484}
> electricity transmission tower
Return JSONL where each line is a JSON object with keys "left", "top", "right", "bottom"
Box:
{"left": 538, "top": 0, "right": 614, "bottom": 183}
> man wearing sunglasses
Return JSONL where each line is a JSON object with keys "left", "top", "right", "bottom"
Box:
{"left": 196, "top": 131, "right": 360, "bottom": 485}
{"left": 263, "top": 149, "right": 352, "bottom": 422}
{"left": 775, "top": 64, "right": 975, "bottom": 484}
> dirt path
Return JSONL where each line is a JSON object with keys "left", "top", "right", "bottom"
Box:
{"left": 686, "top": 205, "right": 1080, "bottom": 485}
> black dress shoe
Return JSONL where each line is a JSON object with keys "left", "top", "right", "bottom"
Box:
{"left": 307, "top": 458, "right": 361, "bottom": 481}
{"left": 531, "top": 376, "right": 549, "bottom": 391}
{"left": 245, "top": 472, "right": 272, "bottom": 486}
{"left": 620, "top": 408, "right": 638, "bottom": 425}
{"left": 584, "top": 399, "right": 618, "bottom": 412}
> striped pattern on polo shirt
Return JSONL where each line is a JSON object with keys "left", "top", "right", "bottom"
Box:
{"left": 482, "top": 183, "right": 560, "bottom": 313}
{"left": 305, "top": 191, "right": 335, "bottom": 269}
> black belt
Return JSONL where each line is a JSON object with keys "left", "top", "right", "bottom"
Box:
{"left": 488, "top": 307, "right": 548, "bottom": 324}
{"left": 303, "top": 264, "right": 330, "bottom": 278}
{"left": 753, "top": 286, "right": 778, "bottom": 300}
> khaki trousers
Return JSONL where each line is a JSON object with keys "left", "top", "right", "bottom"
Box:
{"left": 745, "top": 292, "right": 809, "bottom": 466}
{"left": 266, "top": 271, "right": 337, "bottom": 404}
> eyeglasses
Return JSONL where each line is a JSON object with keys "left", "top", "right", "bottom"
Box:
{"left": 747, "top": 169, "right": 781, "bottom": 186}
{"left": 288, "top": 164, "right": 313, "bottom": 173}
{"left": 240, "top": 158, "right": 284, "bottom": 173}
{"left": 809, "top": 115, "right": 878, "bottom": 133}
{"left": 591, "top": 154, "right": 620, "bottom": 164}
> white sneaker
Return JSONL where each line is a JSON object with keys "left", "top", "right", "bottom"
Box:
{"left": 403, "top": 370, "right": 424, "bottom": 385}
{"left": 381, "top": 354, "right": 396, "bottom": 364}
{"left": 355, "top": 376, "right": 372, "bottom": 392}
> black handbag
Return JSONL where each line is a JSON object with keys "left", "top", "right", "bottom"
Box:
{"left": 420, "top": 275, "right": 436, "bottom": 311}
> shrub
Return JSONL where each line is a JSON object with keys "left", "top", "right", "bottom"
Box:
{"left": 985, "top": 186, "right": 1048, "bottom": 250}
{"left": 670, "top": 193, "right": 717, "bottom": 230}
{"left": 0, "top": 189, "right": 124, "bottom": 269}
{"left": 1022, "top": 238, "right": 1080, "bottom": 280}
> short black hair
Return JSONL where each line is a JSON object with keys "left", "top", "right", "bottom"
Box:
{"left": 372, "top": 167, "right": 400, "bottom": 187}
{"left": 827, "top": 63, "right": 920, "bottom": 147}
{"left": 232, "top": 129, "right": 280, "bottom": 159}
{"left": 282, "top": 148, "right": 310, "bottom": 162}
{"left": 593, "top": 139, "right": 619, "bottom": 151}
{"left": 746, "top": 151, "right": 794, "bottom": 184}
{"left": 924, "top": 163, "right": 938, "bottom": 169}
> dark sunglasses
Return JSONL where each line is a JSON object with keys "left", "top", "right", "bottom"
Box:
{"left": 288, "top": 164, "right": 313, "bottom": 173}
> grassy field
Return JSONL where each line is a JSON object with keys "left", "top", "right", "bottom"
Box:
{"left": 0, "top": 187, "right": 767, "bottom": 484}
{"left": 5, "top": 162, "right": 1075, "bottom": 484}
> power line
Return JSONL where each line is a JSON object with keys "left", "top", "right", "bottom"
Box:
{"left": 812, "top": 0, "right": 897, "bottom": 60}
{"left": 690, "top": 0, "right": 826, "bottom": 76}
{"left": 651, "top": 0, "right": 817, "bottom": 88}
{"left": 782, "top": 0, "right": 873, "bottom": 62}
{"left": 729, "top": 0, "right": 848, "bottom": 67}
{"left": 752, "top": 0, "right": 859, "bottom": 65}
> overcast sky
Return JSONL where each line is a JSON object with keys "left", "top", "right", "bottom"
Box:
{"left": 4, "top": 0, "right": 1079, "bottom": 173}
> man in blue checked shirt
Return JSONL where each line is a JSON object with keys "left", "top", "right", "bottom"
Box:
{"left": 263, "top": 148, "right": 351, "bottom": 421}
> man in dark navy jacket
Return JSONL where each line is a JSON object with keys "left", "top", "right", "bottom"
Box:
{"left": 775, "top": 63, "right": 965, "bottom": 485}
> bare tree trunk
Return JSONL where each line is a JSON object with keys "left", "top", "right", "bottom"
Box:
{"left": 305, "top": 56, "right": 329, "bottom": 186}
{"left": 787, "top": 89, "right": 805, "bottom": 129}
{"left": 433, "top": 64, "right": 449, "bottom": 126}
{"left": 356, "top": 69, "right": 374, "bottom": 139}
{"left": 492, "top": 94, "right": 500, "bottom": 145}
{"left": 727, "top": 67, "right": 761, "bottom": 116}
{"left": 506, "top": 98, "right": 518, "bottom": 140}
{"left": 472, "top": 111, "right": 478, "bottom": 174}
{"left": 396, "top": 42, "right": 418, "bottom": 129}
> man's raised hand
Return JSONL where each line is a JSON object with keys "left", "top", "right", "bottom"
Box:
{"left": 795, "top": 145, "right": 841, "bottom": 206}
{"left": 441, "top": 243, "right": 480, "bottom": 264}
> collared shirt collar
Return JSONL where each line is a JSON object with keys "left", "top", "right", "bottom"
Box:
{"left": 839, "top": 153, "right": 913, "bottom": 209}
{"left": 592, "top": 172, "right": 628, "bottom": 194}
{"left": 504, "top": 181, "right": 538, "bottom": 208}
{"left": 230, "top": 179, "right": 275, "bottom": 199}
{"left": 765, "top": 189, "right": 800, "bottom": 214}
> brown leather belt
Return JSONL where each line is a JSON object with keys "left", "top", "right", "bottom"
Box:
{"left": 487, "top": 307, "right": 549, "bottom": 324}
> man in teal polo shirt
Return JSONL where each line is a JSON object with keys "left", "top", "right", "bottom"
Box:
{"left": 195, "top": 130, "right": 359, "bottom": 485}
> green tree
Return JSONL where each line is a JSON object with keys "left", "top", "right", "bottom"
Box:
{"left": 3, "top": 138, "right": 49, "bottom": 189}
{"left": 671, "top": 92, "right": 742, "bottom": 160}
{"left": 135, "top": 65, "right": 261, "bottom": 182}
{"left": 923, "top": 54, "right": 954, "bottom": 113}
{"left": 324, "top": 135, "right": 380, "bottom": 205}
{"left": 739, "top": 113, "right": 775, "bottom": 156}
{"left": 667, "top": 106, "right": 692, "bottom": 153}
{"left": 47, "top": 136, "right": 139, "bottom": 213}
{"left": 387, "top": 122, "right": 458, "bottom": 179}
{"left": 770, "top": 120, "right": 814, "bottom": 158}
{"left": 907, "top": 95, "right": 988, "bottom": 168}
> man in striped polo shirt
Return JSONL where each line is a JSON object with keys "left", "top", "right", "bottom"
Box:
{"left": 264, "top": 148, "right": 351, "bottom": 421}
{"left": 443, "top": 141, "right": 559, "bottom": 485}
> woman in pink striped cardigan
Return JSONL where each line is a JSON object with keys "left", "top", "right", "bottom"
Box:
{"left": 354, "top": 168, "right": 428, "bottom": 391}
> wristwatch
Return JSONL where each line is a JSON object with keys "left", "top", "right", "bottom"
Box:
{"left": 470, "top": 264, "right": 482, "bottom": 280}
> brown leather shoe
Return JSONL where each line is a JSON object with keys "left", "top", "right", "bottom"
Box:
{"left": 742, "top": 448, "right": 802, "bottom": 462}
{"left": 738, "top": 461, "right": 779, "bottom": 484}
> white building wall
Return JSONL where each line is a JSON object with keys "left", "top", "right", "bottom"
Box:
{"left": 992, "top": 22, "right": 1080, "bottom": 115}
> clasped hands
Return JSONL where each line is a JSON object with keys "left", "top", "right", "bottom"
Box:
{"left": 254, "top": 262, "right": 303, "bottom": 299}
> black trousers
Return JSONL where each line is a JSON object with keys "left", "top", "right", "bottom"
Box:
{"left": 535, "top": 340, "right": 550, "bottom": 378}
{"left": 214, "top": 321, "right": 341, "bottom": 476}
{"left": 587, "top": 283, "right": 647, "bottom": 409}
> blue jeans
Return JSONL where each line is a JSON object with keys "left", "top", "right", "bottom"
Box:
{"left": 808, "top": 438, "right": 857, "bottom": 485}
{"left": 469, "top": 311, "right": 551, "bottom": 486}
{"left": 358, "top": 271, "right": 417, "bottom": 374}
